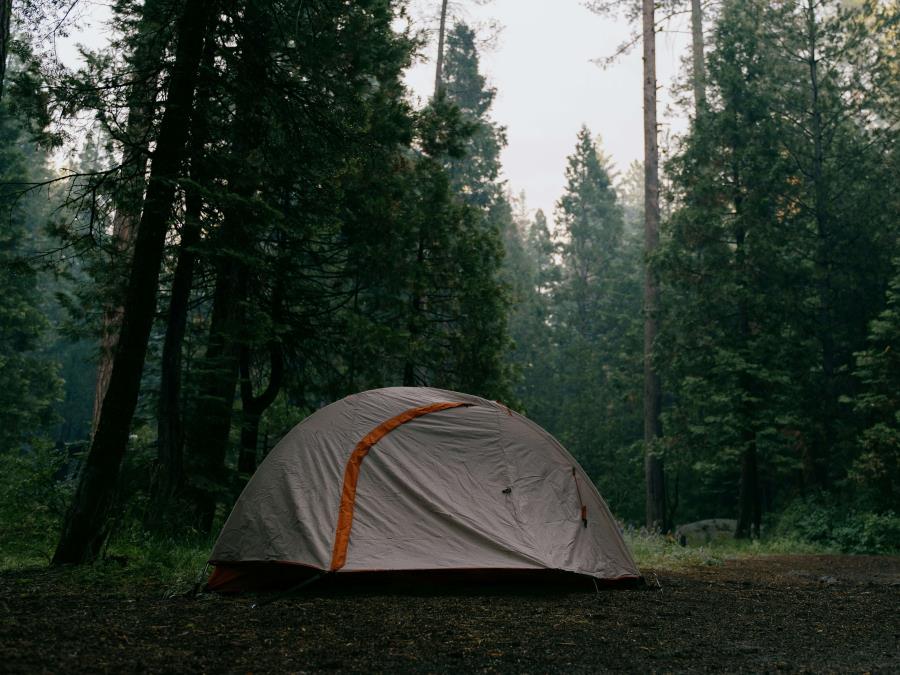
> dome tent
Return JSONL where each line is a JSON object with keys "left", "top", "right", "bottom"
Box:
{"left": 207, "top": 387, "right": 639, "bottom": 591}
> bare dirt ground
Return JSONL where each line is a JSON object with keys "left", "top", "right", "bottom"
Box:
{"left": 2, "top": 555, "right": 898, "bottom": 673}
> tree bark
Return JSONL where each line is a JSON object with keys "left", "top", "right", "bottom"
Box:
{"left": 734, "top": 202, "right": 760, "bottom": 539}
{"left": 52, "top": 0, "right": 211, "bottom": 565}
{"left": 184, "top": 2, "right": 269, "bottom": 531}
{"left": 92, "top": 0, "right": 172, "bottom": 434}
{"left": 642, "top": 0, "right": 666, "bottom": 532}
{"left": 153, "top": 191, "right": 201, "bottom": 508}
{"left": 152, "top": 33, "right": 216, "bottom": 514}
{"left": 0, "top": 0, "right": 11, "bottom": 101}
{"left": 185, "top": 259, "right": 244, "bottom": 529}
{"left": 238, "top": 342, "right": 284, "bottom": 474}
{"left": 806, "top": 0, "right": 829, "bottom": 489}
{"left": 690, "top": 0, "right": 706, "bottom": 111}
{"left": 433, "top": 0, "right": 449, "bottom": 96}
{"left": 736, "top": 436, "right": 761, "bottom": 538}
{"left": 403, "top": 235, "right": 426, "bottom": 386}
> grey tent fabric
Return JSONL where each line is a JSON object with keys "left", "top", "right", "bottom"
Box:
{"left": 209, "top": 387, "right": 639, "bottom": 581}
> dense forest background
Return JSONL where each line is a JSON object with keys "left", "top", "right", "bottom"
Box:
{"left": 1, "top": 0, "right": 898, "bottom": 566}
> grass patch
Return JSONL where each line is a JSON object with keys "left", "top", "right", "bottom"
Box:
{"left": 0, "top": 535, "right": 214, "bottom": 597}
{"left": 624, "top": 528, "right": 838, "bottom": 571}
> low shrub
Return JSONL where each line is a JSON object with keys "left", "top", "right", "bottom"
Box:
{"left": 776, "top": 495, "right": 900, "bottom": 555}
{"left": 0, "top": 445, "right": 75, "bottom": 568}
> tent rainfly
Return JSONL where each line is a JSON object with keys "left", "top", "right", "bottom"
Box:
{"left": 207, "top": 387, "right": 640, "bottom": 591}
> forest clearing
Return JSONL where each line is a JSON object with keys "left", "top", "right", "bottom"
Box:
{"left": 3, "top": 553, "right": 898, "bottom": 673}
{"left": 1, "top": 0, "right": 899, "bottom": 671}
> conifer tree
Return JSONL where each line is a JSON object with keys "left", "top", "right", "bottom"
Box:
{"left": 658, "top": 0, "right": 899, "bottom": 528}
{"left": 53, "top": 0, "right": 213, "bottom": 563}
{"left": 0, "top": 104, "right": 60, "bottom": 452}
{"left": 552, "top": 128, "right": 644, "bottom": 517}
{"left": 852, "top": 260, "right": 900, "bottom": 508}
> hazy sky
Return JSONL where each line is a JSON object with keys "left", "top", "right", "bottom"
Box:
{"left": 58, "top": 0, "right": 694, "bottom": 225}
{"left": 405, "top": 0, "right": 693, "bottom": 222}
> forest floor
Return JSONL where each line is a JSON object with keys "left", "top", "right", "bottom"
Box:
{"left": 1, "top": 554, "right": 898, "bottom": 673}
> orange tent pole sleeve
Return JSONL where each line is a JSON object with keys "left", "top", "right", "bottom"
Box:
{"left": 329, "top": 401, "right": 470, "bottom": 571}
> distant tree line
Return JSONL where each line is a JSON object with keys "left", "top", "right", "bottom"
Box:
{"left": 506, "top": 0, "right": 899, "bottom": 537}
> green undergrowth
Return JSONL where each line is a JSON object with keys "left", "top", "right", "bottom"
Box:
{"left": 1, "top": 534, "right": 213, "bottom": 597}
{"left": 2, "top": 448, "right": 895, "bottom": 590}
{"left": 624, "top": 529, "right": 838, "bottom": 571}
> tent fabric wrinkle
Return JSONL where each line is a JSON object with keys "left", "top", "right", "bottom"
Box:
{"left": 207, "top": 386, "right": 639, "bottom": 591}
{"left": 330, "top": 400, "right": 471, "bottom": 571}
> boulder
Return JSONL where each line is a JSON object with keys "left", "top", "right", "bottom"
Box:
{"left": 675, "top": 519, "right": 737, "bottom": 546}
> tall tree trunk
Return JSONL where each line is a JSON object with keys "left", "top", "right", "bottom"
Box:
{"left": 403, "top": 235, "right": 426, "bottom": 386}
{"left": 184, "top": 2, "right": 269, "bottom": 531}
{"left": 0, "top": 0, "right": 11, "bottom": 101}
{"left": 92, "top": 0, "right": 172, "bottom": 433}
{"left": 734, "top": 208, "right": 760, "bottom": 539}
{"left": 736, "top": 433, "right": 761, "bottom": 538}
{"left": 690, "top": 0, "right": 706, "bottom": 111}
{"left": 52, "top": 0, "right": 211, "bottom": 565}
{"left": 238, "top": 342, "right": 284, "bottom": 473}
{"left": 153, "top": 187, "right": 201, "bottom": 509}
{"left": 433, "top": 0, "right": 449, "bottom": 96}
{"left": 152, "top": 33, "right": 216, "bottom": 513}
{"left": 806, "top": 0, "right": 829, "bottom": 489}
{"left": 642, "top": 0, "right": 666, "bottom": 532}
{"left": 186, "top": 260, "right": 244, "bottom": 529}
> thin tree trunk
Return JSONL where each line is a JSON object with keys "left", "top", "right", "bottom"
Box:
{"left": 184, "top": 3, "right": 269, "bottom": 531}
{"left": 92, "top": 0, "right": 171, "bottom": 433}
{"left": 806, "top": 0, "right": 829, "bottom": 489}
{"left": 690, "top": 0, "right": 706, "bottom": 111}
{"left": 434, "top": 0, "right": 449, "bottom": 96}
{"left": 186, "top": 260, "right": 243, "bottom": 529}
{"left": 152, "top": 33, "right": 215, "bottom": 513}
{"left": 52, "top": 0, "right": 211, "bottom": 565}
{"left": 152, "top": 163, "right": 202, "bottom": 510}
{"left": 734, "top": 202, "right": 760, "bottom": 539}
{"left": 642, "top": 0, "right": 666, "bottom": 532}
{"left": 403, "top": 235, "right": 426, "bottom": 386}
{"left": 0, "top": 0, "right": 11, "bottom": 101}
{"left": 736, "top": 436, "right": 761, "bottom": 538}
{"left": 238, "top": 342, "right": 284, "bottom": 474}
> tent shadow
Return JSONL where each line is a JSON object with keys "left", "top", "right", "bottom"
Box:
{"left": 211, "top": 566, "right": 644, "bottom": 600}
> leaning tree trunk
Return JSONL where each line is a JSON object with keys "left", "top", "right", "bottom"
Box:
{"left": 642, "top": 0, "right": 666, "bottom": 532}
{"left": 52, "top": 0, "right": 212, "bottom": 565}
{"left": 91, "top": 0, "right": 172, "bottom": 433}
{"left": 433, "top": 0, "right": 449, "bottom": 96}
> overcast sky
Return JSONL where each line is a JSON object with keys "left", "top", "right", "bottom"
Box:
{"left": 405, "top": 0, "right": 693, "bottom": 223}
{"left": 58, "top": 0, "right": 694, "bottom": 226}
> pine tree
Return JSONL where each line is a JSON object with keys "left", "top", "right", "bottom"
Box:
{"left": 552, "top": 128, "right": 644, "bottom": 520}
{"left": 0, "top": 104, "right": 60, "bottom": 453}
{"left": 179, "top": 0, "right": 421, "bottom": 527}
{"left": 53, "top": 0, "right": 213, "bottom": 563}
{"left": 852, "top": 260, "right": 900, "bottom": 508}
{"left": 413, "top": 20, "right": 511, "bottom": 399}
{"left": 657, "top": 0, "right": 899, "bottom": 529}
